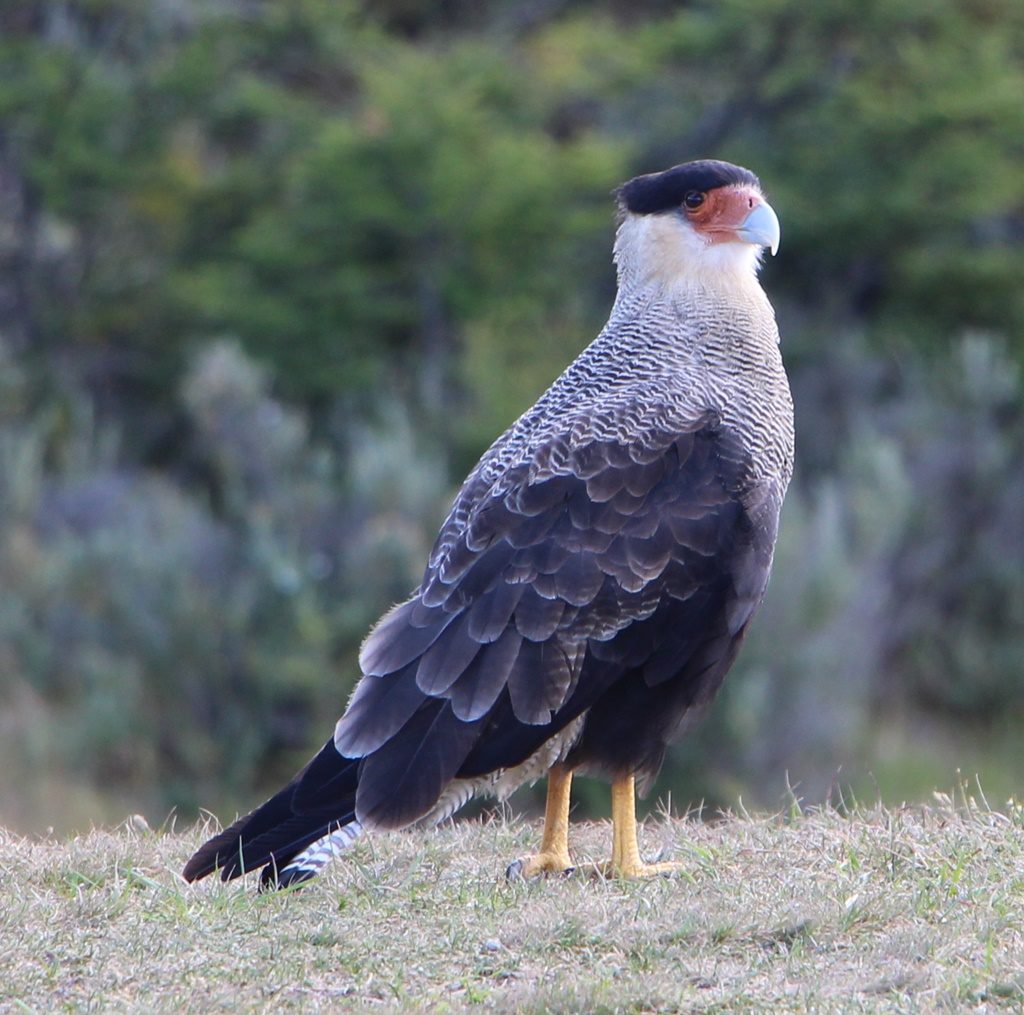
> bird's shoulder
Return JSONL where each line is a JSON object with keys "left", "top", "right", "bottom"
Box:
{"left": 429, "top": 346, "right": 716, "bottom": 556}
{"left": 421, "top": 393, "right": 757, "bottom": 611}
{"left": 435, "top": 366, "right": 752, "bottom": 558}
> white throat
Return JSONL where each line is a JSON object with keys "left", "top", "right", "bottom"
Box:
{"left": 613, "top": 212, "right": 765, "bottom": 301}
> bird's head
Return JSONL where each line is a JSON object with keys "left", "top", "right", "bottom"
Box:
{"left": 613, "top": 159, "right": 780, "bottom": 293}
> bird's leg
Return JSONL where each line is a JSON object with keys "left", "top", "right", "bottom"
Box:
{"left": 506, "top": 764, "right": 574, "bottom": 879}
{"left": 598, "top": 773, "right": 682, "bottom": 879}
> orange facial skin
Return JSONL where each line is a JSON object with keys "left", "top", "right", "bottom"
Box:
{"left": 684, "top": 185, "right": 765, "bottom": 246}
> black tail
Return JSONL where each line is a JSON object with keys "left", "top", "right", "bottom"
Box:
{"left": 183, "top": 738, "right": 359, "bottom": 885}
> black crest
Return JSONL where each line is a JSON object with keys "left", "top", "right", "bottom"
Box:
{"left": 617, "top": 160, "right": 760, "bottom": 215}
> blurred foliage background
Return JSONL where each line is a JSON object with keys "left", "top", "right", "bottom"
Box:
{"left": 1, "top": 0, "right": 1023, "bottom": 833}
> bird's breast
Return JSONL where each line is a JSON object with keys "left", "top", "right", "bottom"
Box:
{"left": 650, "top": 292, "right": 794, "bottom": 488}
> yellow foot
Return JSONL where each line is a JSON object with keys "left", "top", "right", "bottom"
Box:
{"left": 505, "top": 851, "right": 575, "bottom": 880}
{"left": 580, "top": 858, "right": 685, "bottom": 880}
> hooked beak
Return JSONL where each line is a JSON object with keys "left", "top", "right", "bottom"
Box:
{"left": 736, "top": 200, "right": 780, "bottom": 256}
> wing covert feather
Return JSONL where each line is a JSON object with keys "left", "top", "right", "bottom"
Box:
{"left": 338, "top": 412, "right": 774, "bottom": 795}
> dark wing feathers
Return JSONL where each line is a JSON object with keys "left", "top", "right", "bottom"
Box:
{"left": 552, "top": 550, "right": 605, "bottom": 606}
{"left": 618, "top": 504, "right": 661, "bottom": 538}
{"left": 183, "top": 738, "right": 358, "bottom": 882}
{"left": 355, "top": 702, "right": 484, "bottom": 828}
{"left": 183, "top": 792, "right": 295, "bottom": 882}
{"left": 622, "top": 457, "right": 666, "bottom": 497}
{"left": 465, "top": 580, "right": 523, "bottom": 643}
{"left": 508, "top": 472, "right": 575, "bottom": 515}
{"left": 586, "top": 466, "right": 628, "bottom": 502}
{"left": 666, "top": 510, "right": 721, "bottom": 552}
{"left": 319, "top": 414, "right": 775, "bottom": 831}
{"left": 333, "top": 662, "right": 424, "bottom": 757}
{"left": 514, "top": 586, "right": 565, "bottom": 640}
{"left": 415, "top": 613, "right": 482, "bottom": 694}
{"left": 359, "top": 600, "right": 456, "bottom": 676}
{"left": 449, "top": 629, "right": 523, "bottom": 721}
{"left": 422, "top": 538, "right": 515, "bottom": 608}
{"left": 507, "top": 638, "right": 575, "bottom": 725}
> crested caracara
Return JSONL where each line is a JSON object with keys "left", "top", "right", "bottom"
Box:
{"left": 184, "top": 159, "right": 794, "bottom": 888}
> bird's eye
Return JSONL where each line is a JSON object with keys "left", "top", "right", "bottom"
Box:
{"left": 683, "top": 191, "right": 705, "bottom": 210}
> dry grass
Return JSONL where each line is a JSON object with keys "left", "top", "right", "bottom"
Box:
{"left": 3, "top": 789, "right": 1024, "bottom": 1013}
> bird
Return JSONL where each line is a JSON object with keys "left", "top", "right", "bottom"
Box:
{"left": 183, "top": 158, "right": 794, "bottom": 889}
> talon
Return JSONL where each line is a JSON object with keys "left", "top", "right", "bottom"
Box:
{"left": 577, "top": 858, "right": 684, "bottom": 880}
{"left": 506, "top": 851, "right": 574, "bottom": 880}
{"left": 616, "top": 859, "right": 685, "bottom": 879}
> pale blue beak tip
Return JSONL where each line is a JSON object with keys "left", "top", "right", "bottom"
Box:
{"left": 737, "top": 201, "right": 781, "bottom": 256}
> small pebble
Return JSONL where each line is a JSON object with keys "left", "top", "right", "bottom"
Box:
{"left": 483, "top": 938, "right": 502, "bottom": 952}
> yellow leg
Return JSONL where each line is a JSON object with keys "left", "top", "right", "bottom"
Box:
{"left": 506, "top": 765, "right": 574, "bottom": 879}
{"left": 602, "top": 773, "right": 682, "bottom": 879}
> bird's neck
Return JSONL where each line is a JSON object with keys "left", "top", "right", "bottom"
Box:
{"left": 612, "top": 213, "right": 765, "bottom": 307}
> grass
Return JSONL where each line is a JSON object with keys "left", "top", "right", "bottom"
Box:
{"left": 3, "top": 787, "right": 1024, "bottom": 1013}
